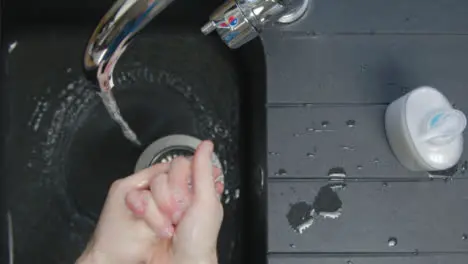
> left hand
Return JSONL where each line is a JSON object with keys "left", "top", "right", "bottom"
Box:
{"left": 76, "top": 162, "right": 173, "bottom": 264}
{"left": 76, "top": 144, "right": 223, "bottom": 264}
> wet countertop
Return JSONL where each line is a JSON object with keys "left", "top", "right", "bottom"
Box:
{"left": 263, "top": 0, "right": 468, "bottom": 263}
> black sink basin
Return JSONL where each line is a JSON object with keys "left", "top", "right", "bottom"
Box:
{"left": 1, "top": 0, "right": 267, "bottom": 263}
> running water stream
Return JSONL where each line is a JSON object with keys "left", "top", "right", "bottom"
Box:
{"left": 99, "top": 90, "right": 141, "bottom": 146}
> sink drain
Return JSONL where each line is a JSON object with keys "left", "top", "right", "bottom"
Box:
{"left": 135, "top": 135, "right": 224, "bottom": 180}
{"left": 152, "top": 146, "right": 195, "bottom": 164}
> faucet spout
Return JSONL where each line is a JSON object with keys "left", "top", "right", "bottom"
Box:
{"left": 84, "top": 0, "right": 176, "bottom": 92}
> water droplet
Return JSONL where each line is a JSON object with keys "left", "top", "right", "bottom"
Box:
{"left": 277, "top": 168, "right": 287, "bottom": 176}
{"left": 8, "top": 41, "right": 18, "bottom": 53}
{"left": 234, "top": 189, "right": 240, "bottom": 199}
{"left": 382, "top": 182, "right": 389, "bottom": 188}
{"left": 356, "top": 165, "right": 363, "bottom": 170}
{"left": 462, "top": 233, "right": 468, "bottom": 240}
{"left": 412, "top": 249, "right": 419, "bottom": 256}
{"left": 388, "top": 237, "right": 398, "bottom": 247}
{"left": 346, "top": 120, "right": 356, "bottom": 128}
{"left": 268, "top": 151, "right": 280, "bottom": 156}
{"left": 321, "top": 121, "right": 329, "bottom": 128}
{"left": 460, "top": 161, "right": 467, "bottom": 174}
{"left": 360, "top": 64, "right": 367, "bottom": 72}
{"left": 214, "top": 124, "right": 224, "bottom": 134}
{"left": 306, "top": 152, "right": 316, "bottom": 159}
{"left": 293, "top": 133, "right": 301, "bottom": 137}
{"left": 347, "top": 261, "right": 354, "bottom": 264}
{"left": 373, "top": 158, "right": 380, "bottom": 164}
{"left": 289, "top": 243, "right": 296, "bottom": 248}
{"left": 306, "top": 127, "right": 315, "bottom": 132}
{"left": 341, "top": 145, "right": 355, "bottom": 151}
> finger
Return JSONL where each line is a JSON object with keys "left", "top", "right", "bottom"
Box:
{"left": 213, "top": 166, "right": 222, "bottom": 180}
{"left": 123, "top": 162, "right": 171, "bottom": 189}
{"left": 215, "top": 182, "right": 224, "bottom": 197}
{"left": 168, "top": 157, "right": 191, "bottom": 206}
{"left": 125, "top": 189, "right": 148, "bottom": 217}
{"left": 125, "top": 189, "right": 174, "bottom": 238}
{"left": 150, "top": 173, "right": 180, "bottom": 221}
{"left": 192, "top": 141, "right": 217, "bottom": 200}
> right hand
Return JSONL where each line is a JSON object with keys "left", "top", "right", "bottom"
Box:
{"left": 127, "top": 141, "right": 224, "bottom": 264}
{"left": 170, "top": 141, "right": 224, "bottom": 264}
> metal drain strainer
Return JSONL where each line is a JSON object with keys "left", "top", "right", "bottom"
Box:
{"left": 135, "top": 135, "right": 224, "bottom": 183}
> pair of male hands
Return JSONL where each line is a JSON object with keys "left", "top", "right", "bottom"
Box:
{"left": 77, "top": 141, "right": 224, "bottom": 264}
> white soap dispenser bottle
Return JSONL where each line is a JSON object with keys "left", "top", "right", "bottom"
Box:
{"left": 385, "top": 86, "right": 466, "bottom": 171}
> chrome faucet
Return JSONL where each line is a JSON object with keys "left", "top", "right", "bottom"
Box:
{"left": 84, "top": 0, "right": 309, "bottom": 92}
{"left": 84, "top": 0, "right": 177, "bottom": 92}
{"left": 201, "top": 0, "right": 310, "bottom": 48}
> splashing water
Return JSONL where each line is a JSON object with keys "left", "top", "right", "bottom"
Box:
{"left": 99, "top": 91, "right": 141, "bottom": 146}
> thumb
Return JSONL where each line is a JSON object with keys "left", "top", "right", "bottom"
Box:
{"left": 192, "top": 141, "right": 217, "bottom": 200}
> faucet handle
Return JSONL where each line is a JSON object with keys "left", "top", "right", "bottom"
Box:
{"left": 201, "top": 0, "right": 266, "bottom": 48}
{"left": 202, "top": 0, "right": 310, "bottom": 48}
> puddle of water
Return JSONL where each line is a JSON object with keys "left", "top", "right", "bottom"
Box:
{"left": 287, "top": 202, "right": 315, "bottom": 234}
{"left": 313, "top": 185, "right": 343, "bottom": 215}
{"left": 99, "top": 91, "right": 141, "bottom": 146}
{"left": 286, "top": 183, "right": 344, "bottom": 234}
